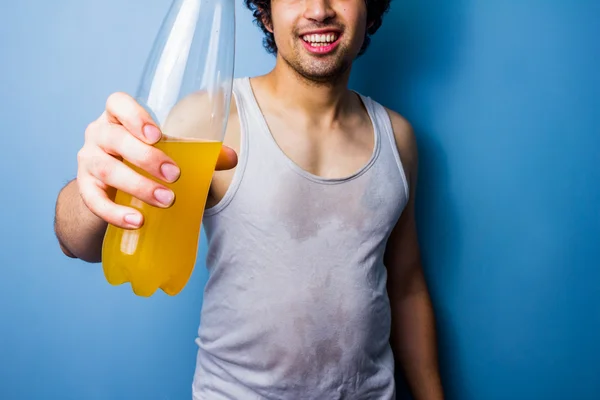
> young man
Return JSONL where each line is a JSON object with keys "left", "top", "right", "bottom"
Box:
{"left": 54, "top": 0, "right": 444, "bottom": 398}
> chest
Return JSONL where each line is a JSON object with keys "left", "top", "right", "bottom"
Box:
{"left": 225, "top": 154, "right": 407, "bottom": 248}
{"left": 265, "top": 113, "right": 375, "bottom": 181}
{"left": 208, "top": 116, "right": 376, "bottom": 209}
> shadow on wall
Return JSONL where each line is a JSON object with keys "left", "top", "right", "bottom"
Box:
{"left": 350, "top": 1, "right": 467, "bottom": 399}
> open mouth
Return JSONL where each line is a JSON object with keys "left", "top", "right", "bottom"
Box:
{"left": 301, "top": 32, "right": 341, "bottom": 54}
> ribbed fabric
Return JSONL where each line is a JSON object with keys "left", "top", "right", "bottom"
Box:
{"left": 192, "top": 77, "right": 409, "bottom": 399}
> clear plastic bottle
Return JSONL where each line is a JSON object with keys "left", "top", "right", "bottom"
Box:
{"left": 101, "top": 0, "right": 235, "bottom": 297}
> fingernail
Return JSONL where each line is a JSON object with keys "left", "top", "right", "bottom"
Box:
{"left": 143, "top": 124, "right": 161, "bottom": 142}
{"left": 161, "top": 163, "right": 180, "bottom": 182}
{"left": 154, "top": 188, "right": 174, "bottom": 206}
{"left": 124, "top": 213, "right": 142, "bottom": 227}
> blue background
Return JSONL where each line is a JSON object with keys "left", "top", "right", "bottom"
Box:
{"left": 1, "top": 1, "right": 598, "bottom": 399}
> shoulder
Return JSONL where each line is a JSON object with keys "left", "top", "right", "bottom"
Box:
{"left": 380, "top": 106, "right": 418, "bottom": 184}
{"left": 163, "top": 87, "right": 240, "bottom": 138}
{"left": 168, "top": 86, "right": 240, "bottom": 120}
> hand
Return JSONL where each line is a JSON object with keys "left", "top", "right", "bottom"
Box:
{"left": 76, "top": 92, "right": 237, "bottom": 230}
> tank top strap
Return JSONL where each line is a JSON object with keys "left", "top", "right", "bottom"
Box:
{"left": 203, "top": 77, "right": 252, "bottom": 217}
{"left": 358, "top": 93, "right": 410, "bottom": 198}
{"left": 229, "top": 76, "right": 277, "bottom": 155}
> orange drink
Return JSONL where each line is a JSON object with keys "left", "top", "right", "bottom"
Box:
{"left": 101, "top": 137, "right": 222, "bottom": 297}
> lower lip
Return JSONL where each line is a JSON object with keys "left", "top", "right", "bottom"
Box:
{"left": 301, "top": 36, "right": 341, "bottom": 54}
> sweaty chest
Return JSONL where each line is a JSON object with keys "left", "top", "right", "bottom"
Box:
{"left": 209, "top": 125, "right": 375, "bottom": 209}
{"left": 239, "top": 159, "right": 405, "bottom": 247}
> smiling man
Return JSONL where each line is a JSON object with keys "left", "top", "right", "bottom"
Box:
{"left": 54, "top": 0, "right": 444, "bottom": 398}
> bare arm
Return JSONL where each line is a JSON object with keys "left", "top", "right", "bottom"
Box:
{"left": 54, "top": 91, "right": 237, "bottom": 263}
{"left": 54, "top": 179, "right": 110, "bottom": 262}
{"left": 53, "top": 92, "right": 175, "bottom": 263}
{"left": 385, "top": 110, "right": 444, "bottom": 400}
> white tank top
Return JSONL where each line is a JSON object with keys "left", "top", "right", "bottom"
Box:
{"left": 192, "top": 77, "right": 410, "bottom": 399}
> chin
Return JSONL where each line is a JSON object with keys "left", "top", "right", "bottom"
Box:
{"left": 296, "top": 66, "right": 349, "bottom": 84}
{"left": 280, "top": 47, "right": 352, "bottom": 83}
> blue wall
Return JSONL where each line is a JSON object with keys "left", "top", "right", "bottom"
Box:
{"left": 351, "top": 1, "right": 600, "bottom": 399}
{"left": 1, "top": 1, "right": 598, "bottom": 399}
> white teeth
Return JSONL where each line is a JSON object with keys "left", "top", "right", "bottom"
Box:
{"left": 302, "top": 33, "right": 338, "bottom": 46}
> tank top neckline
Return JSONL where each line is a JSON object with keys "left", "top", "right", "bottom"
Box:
{"left": 240, "top": 76, "right": 382, "bottom": 185}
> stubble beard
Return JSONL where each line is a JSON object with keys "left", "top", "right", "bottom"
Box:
{"left": 281, "top": 44, "right": 353, "bottom": 87}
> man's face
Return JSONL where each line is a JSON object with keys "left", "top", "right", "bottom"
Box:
{"left": 268, "top": 0, "right": 369, "bottom": 82}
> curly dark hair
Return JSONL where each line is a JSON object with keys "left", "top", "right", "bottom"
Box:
{"left": 243, "top": 0, "right": 392, "bottom": 57}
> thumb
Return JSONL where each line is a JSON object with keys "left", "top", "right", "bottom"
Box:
{"left": 215, "top": 145, "right": 238, "bottom": 171}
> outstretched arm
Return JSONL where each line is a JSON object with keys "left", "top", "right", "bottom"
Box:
{"left": 54, "top": 91, "right": 237, "bottom": 263}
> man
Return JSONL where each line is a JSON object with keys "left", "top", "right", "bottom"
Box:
{"left": 54, "top": 0, "right": 444, "bottom": 398}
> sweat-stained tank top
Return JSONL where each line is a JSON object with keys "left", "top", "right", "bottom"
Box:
{"left": 192, "top": 77, "right": 410, "bottom": 399}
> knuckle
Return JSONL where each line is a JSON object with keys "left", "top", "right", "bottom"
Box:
{"left": 95, "top": 158, "right": 113, "bottom": 182}
{"left": 106, "top": 91, "right": 126, "bottom": 108}
{"left": 105, "top": 124, "right": 122, "bottom": 150}
{"left": 77, "top": 150, "right": 88, "bottom": 172}
{"left": 131, "top": 174, "right": 153, "bottom": 199}
{"left": 112, "top": 129, "right": 133, "bottom": 160}
{"left": 140, "top": 145, "right": 155, "bottom": 166}
{"left": 77, "top": 146, "right": 94, "bottom": 168}
{"left": 131, "top": 175, "right": 146, "bottom": 195}
{"left": 97, "top": 124, "right": 110, "bottom": 148}
{"left": 124, "top": 137, "right": 157, "bottom": 170}
{"left": 84, "top": 120, "right": 98, "bottom": 141}
{"left": 85, "top": 120, "right": 108, "bottom": 149}
{"left": 129, "top": 103, "right": 144, "bottom": 120}
{"left": 128, "top": 107, "right": 147, "bottom": 134}
{"left": 138, "top": 106, "right": 150, "bottom": 121}
{"left": 77, "top": 148, "right": 85, "bottom": 164}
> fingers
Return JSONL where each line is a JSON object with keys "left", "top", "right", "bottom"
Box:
{"left": 78, "top": 176, "right": 145, "bottom": 230}
{"left": 215, "top": 145, "right": 238, "bottom": 171}
{"left": 85, "top": 149, "right": 175, "bottom": 211}
{"left": 104, "top": 92, "right": 162, "bottom": 145}
{"left": 79, "top": 91, "right": 240, "bottom": 231}
{"left": 95, "top": 123, "right": 180, "bottom": 183}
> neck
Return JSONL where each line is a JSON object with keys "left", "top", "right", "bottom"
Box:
{"left": 259, "top": 55, "right": 356, "bottom": 125}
